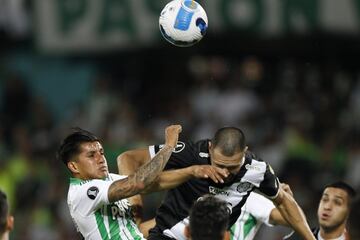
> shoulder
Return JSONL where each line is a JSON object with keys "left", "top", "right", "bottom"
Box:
{"left": 170, "top": 139, "right": 209, "bottom": 158}
{"left": 178, "top": 139, "right": 209, "bottom": 153}
{"left": 244, "top": 157, "right": 268, "bottom": 173}
{"left": 68, "top": 178, "right": 112, "bottom": 201}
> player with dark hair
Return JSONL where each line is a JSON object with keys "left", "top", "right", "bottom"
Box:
{"left": 0, "top": 190, "right": 14, "bottom": 240}
{"left": 58, "top": 125, "right": 182, "bottom": 240}
{"left": 59, "top": 125, "right": 229, "bottom": 240}
{"left": 185, "top": 195, "right": 230, "bottom": 240}
{"left": 118, "top": 126, "right": 316, "bottom": 240}
{"left": 315, "top": 181, "right": 356, "bottom": 239}
{"left": 285, "top": 181, "right": 356, "bottom": 240}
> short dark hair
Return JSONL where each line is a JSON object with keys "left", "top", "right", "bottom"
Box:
{"left": 324, "top": 181, "right": 357, "bottom": 206}
{"left": 0, "top": 190, "right": 9, "bottom": 234}
{"left": 212, "top": 127, "right": 246, "bottom": 156}
{"left": 189, "top": 195, "right": 230, "bottom": 240}
{"left": 57, "top": 128, "right": 99, "bottom": 165}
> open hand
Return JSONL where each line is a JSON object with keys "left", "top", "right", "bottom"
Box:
{"left": 191, "top": 165, "right": 229, "bottom": 183}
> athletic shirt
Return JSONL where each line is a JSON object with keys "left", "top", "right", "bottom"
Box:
{"left": 67, "top": 173, "right": 145, "bottom": 240}
{"left": 230, "top": 192, "right": 275, "bottom": 240}
{"left": 284, "top": 227, "right": 349, "bottom": 240}
{"left": 148, "top": 140, "right": 280, "bottom": 240}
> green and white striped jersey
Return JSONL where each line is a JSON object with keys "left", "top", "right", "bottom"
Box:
{"left": 67, "top": 174, "right": 145, "bottom": 240}
{"left": 158, "top": 192, "right": 275, "bottom": 240}
{"left": 230, "top": 192, "right": 275, "bottom": 240}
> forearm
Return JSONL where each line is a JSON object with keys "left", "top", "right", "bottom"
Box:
{"left": 142, "top": 166, "right": 194, "bottom": 193}
{"left": 139, "top": 218, "right": 156, "bottom": 238}
{"left": 109, "top": 145, "right": 174, "bottom": 202}
{"left": 276, "top": 196, "right": 315, "bottom": 240}
{"left": 269, "top": 208, "right": 290, "bottom": 226}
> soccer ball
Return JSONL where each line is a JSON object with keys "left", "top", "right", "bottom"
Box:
{"left": 159, "top": 0, "right": 208, "bottom": 47}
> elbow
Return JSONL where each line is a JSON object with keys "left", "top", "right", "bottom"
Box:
{"left": 135, "top": 181, "right": 146, "bottom": 192}
{"left": 117, "top": 152, "right": 128, "bottom": 165}
{"left": 117, "top": 151, "right": 131, "bottom": 173}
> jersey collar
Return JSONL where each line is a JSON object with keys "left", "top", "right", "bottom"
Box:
{"left": 69, "top": 177, "right": 88, "bottom": 185}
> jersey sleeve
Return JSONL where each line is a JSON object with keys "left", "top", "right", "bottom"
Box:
{"left": 71, "top": 179, "right": 113, "bottom": 215}
{"left": 148, "top": 140, "right": 197, "bottom": 169}
{"left": 258, "top": 163, "right": 280, "bottom": 199}
{"left": 243, "top": 192, "right": 276, "bottom": 226}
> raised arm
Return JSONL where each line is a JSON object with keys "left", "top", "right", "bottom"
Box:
{"left": 272, "top": 188, "right": 315, "bottom": 240}
{"left": 107, "top": 125, "right": 181, "bottom": 203}
{"left": 117, "top": 148, "right": 152, "bottom": 224}
{"left": 269, "top": 183, "right": 293, "bottom": 226}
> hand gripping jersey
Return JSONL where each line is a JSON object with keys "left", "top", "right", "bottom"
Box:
{"left": 67, "top": 173, "right": 145, "bottom": 240}
{"left": 147, "top": 140, "right": 280, "bottom": 240}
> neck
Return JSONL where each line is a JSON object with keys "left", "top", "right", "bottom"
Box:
{"left": 320, "top": 224, "right": 346, "bottom": 239}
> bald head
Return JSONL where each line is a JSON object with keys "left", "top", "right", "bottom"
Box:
{"left": 212, "top": 127, "right": 246, "bottom": 156}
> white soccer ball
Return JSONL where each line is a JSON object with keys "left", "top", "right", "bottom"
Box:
{"left": 159, "top": 0, "right": 208, "bottom": 47}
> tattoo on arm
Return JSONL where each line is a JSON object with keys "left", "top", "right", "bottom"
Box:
{"left": 108, "top": 145, "right": 173, "bottom": 202}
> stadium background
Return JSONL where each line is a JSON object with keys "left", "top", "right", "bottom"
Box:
{"left": 0, "top": 0, "right": 360, "bottom": 239}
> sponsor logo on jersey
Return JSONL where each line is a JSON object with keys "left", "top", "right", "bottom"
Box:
{"left": 159, "top": 141, "right": 185, "bottom": 153}
{"left": 209, "top": 186, "right": 230, "bottom": 196}
{"left": 87, "top": 186, "right": 99, "bottom": 200}
{"left": 199, "top": 152, "right": 209, "bottom": 158}
{"left": 111, "top": 199, "right": 131, "bottom": 218}
{"left": 173, "top": 141, "right": 185, "bottom": 153}
{"left": 236, "top": 182, "right": 253, "bottom": 193}
{"left": 245, "top": 164, "right": 261, "bottom": 171}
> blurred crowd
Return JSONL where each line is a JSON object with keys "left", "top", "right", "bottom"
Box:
{"left": 0, "top": 0, "right": 359, "bottom": 239}
{"left": 1, "top": 52, "right": 360, "bottom": 239}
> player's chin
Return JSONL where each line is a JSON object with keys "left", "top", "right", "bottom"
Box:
{"left": 98, "top": 170, "right": 109, "bottom": 178}
{"left": 318, "top": 219, "right": 332, "bottom": 228}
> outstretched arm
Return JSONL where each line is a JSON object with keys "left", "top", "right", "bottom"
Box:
{"left": 143, "top": 165, "right": 229, "bottom": 193}
{"left": 108, "top": 125, "right": 182, "bottom": 203}
{"left": 272, "top": 188, "right": 315, "bottom": 240}
{"left": 269, "top": 183, "right": 294, "bottom": 226}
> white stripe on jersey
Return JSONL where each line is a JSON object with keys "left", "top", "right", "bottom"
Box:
{"left": 230, "top": 192, "right": 275, "bottom": 240}
{"left": 67, "top": 173, "right": 145, "bottom": 240}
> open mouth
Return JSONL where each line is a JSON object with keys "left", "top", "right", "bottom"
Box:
{"left": 321, "top": 213, "right": 330, "bottom": 220}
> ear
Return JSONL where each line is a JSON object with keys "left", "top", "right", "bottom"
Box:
{"left": 7, "top": 215, "right": 14, "bottom": 231}
{"left": 244, "top": 146, "right": 248, "bottom": 152}
{"left": 223, "top": 230, "right": 230, "bottom": 240}
{"left": 67, "top": 161, "right": 80, "bottom": 174}
{"left": 184, "top": 225, "right": 191, "bottom": 239}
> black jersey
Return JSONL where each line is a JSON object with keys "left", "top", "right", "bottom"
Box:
{"left": 148, "top": 139, "right": 280, "bottom": 240}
